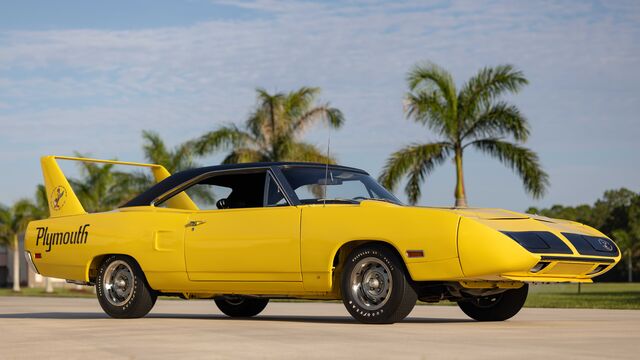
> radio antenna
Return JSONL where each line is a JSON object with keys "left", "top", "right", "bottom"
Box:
{"left": 323, "top": 134, "right": 330, "bottom": 207}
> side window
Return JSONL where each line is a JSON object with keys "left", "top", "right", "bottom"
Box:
{"left": 264, "top": 173, "right": 288, "bottom": 207}
{"left": 185, "top": 183, "right": 231, "bottom": 210}
{"left": 325, "top": 179, "right": 369, "bottom": 199}
{"left": 159, "top": 170, "right": 289, "bottom": 210}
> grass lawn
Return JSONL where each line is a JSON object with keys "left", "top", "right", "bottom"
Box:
{"left": 525, "top": 282, "right": 640, "bottom": 309}
{"left": 0, "top": 287, "right": 95, "bottom": 298}
{"left": 1, "top": 283, "right": 639, "bottom": 310}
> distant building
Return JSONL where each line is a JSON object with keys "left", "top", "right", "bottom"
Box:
{"left": 0, "top": 235, "right": 66, "bottom": 288}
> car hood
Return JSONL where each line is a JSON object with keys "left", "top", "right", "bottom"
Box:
{"left": 449, "top": 208, "right": 530, "bottom": 220}
{"left": 361, "top": 200, "right": 579, "bottom": 225}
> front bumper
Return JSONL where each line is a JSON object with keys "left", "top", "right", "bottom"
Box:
{"left": 457, "top": 216, "right": 621, "bottom": 283}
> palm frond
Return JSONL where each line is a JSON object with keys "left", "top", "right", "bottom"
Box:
{"left": 248, "top": 88, "right": 286, "bottom": 142}
{"left": 284, "top": 87, "right": 320, "bottom": 121}
{"left": 188, "top": 87, "right": 345, "bottom": 164}
{"left": 462, "top": 101, "right": 530, "bottom": 141}
{"left": 142, "top": 130, "right": 170, "bottom": 167}
{"left": 404, "top": 90, "right": 450, "bottom": 137}
{"left": 35, "top": 184, "right": 48, "bottom": 214}
{"left": 284, "top": 141, "right": 337, "bottom": 164}
{"left": 291, "top": 105, "right": 344, "bottom": 134}
{"left": 407, "top": 62, "right": 457, "bottom": 103}
{"left": 458, "top": 64, "right": 528, "bottom": 124}
{"left": 469, "top": 139, "right": 549, "bottom": 198}
{"left": 171, "top": 144, "right": 197, "bottom": 172}
{"left": 221, "top": 148, "right": 265, "bottom": 164}
{"left": 190, "top": 124, "right": 254, "bottom": 156}
{"left": 0, "top": 204, "right": 11, "bottom": 246}
{"left": 378, "top": 142, "right": 451, "bottom": 204}
{"left": 406, "top": 62, "right": 458, "bottom": 137}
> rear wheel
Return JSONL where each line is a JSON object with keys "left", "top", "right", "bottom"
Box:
{"left": 96, "top": 255, "right": 157, "bottom": 319}
{"left": 341, "top": 244, "right": 417, "bottom": 324}
{"left": 214, "top": 296, "right": 269, "bottom": 317}
{"left": 457, "top": 284, "right": 528, "bottom": 321}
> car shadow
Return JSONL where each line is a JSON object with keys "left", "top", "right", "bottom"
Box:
{"left": 0, "top": 312, "right": 472, "bottom": 324}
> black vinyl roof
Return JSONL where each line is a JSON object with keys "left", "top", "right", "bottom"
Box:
{"left": 122, "top": 162, "right": 367, "bottom": 207}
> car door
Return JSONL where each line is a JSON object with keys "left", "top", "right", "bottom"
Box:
{"left": 182, "top": 169, "right": 302, "bottom": 282}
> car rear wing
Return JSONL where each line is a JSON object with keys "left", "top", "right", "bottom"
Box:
{"left": 41, "top": 155, "right": 198, "bottom": 218}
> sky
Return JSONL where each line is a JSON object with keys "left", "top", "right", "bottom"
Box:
{"left": 0, "top": 0, "right": 638, "bottom": 211}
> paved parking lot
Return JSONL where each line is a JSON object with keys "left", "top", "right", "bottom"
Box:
{"left": 0, "top": 296, "right": 638, "bottom": 359}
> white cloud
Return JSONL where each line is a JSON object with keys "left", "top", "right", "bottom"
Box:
{"left": 0, "top": 0, "right": 639, "bottom": 208}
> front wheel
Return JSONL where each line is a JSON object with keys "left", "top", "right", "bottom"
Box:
{"left": 214, "top": 296, "right": 269, "bottom": 317}
{"left": 96, "top": 255, "right": 157, "bottom": 319}
{"left": 457, "top": 284, "right": 528, "bottom": 321}
{"left": 341, "top": 245, "right": 417, "bottom": 324}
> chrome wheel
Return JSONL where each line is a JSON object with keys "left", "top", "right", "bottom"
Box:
{"left": 102, "top": 260, "right": 134, "bottom": 306}
{"left": 349, "top": 257, "right": 393, "bottom": 310}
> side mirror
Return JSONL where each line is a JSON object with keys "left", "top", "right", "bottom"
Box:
{"left": 216, "top": 198, "right": 228, "bottom": 209}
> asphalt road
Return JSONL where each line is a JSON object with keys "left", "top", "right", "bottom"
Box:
{"left": 0, "top": 297, "right": 638, "bottom": 359}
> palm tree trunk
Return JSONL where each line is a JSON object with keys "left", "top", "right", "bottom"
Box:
{"left": 454, "top": 147, "right": 468, "bottom": 207}
{"left": 45, "top": 277, "right": 54, "bottom": 293}
{"left": 12, "top": 234, "right": 20, "bottom": 292}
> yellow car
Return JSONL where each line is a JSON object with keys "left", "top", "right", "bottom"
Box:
{"left": 25, "top": 156, "right": 620, "bottom": 324}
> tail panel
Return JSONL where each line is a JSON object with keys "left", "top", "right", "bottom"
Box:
{"left": 40, "top": 155, "right": 198, "bottom": 217}
{"left": 41, "top": 156, "right": 86, "bottom": 217}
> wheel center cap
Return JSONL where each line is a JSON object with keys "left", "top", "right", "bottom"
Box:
{"left": 368, "top": 277, "right": 380, "bottom": 289}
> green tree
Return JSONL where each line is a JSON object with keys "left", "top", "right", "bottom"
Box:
{"left": 191, "top": 87, "right": 344, "bottom": 163}
{"left": 69, "top": 153, "right": 140, "bottom": 212}
{"left": 142, "top": 130, "right": 197, "bottom": 173}
{"left": 34, "top": 184, "right": 49, "bottom": 218}
{"left": 526, "top": 204, "right": 593, "bottom": 225}
{"left": 0, "top": 199, "right": 42, "bottom": 291}
{"left": 380, "top": 62, "right": 549, "bottom": 206}
{"left": 527, "top": 188, "right": 640, "bottom": 282}
{"left": 140, "top": 131, "right": 213, "bottom": 204}
{"left": 598, "top": 189, "right": 640, "bottom": 282}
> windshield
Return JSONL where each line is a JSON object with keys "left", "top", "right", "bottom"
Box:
{"left": 281, "top": 167, "right": 402, "bottom": 205}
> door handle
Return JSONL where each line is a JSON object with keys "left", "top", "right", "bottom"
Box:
{"left": 186, "top": 220, "right": 206, "bottom": 227}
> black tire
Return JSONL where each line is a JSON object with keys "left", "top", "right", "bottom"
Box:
{"left": 96, "top": 255, "right": 157, "bottom": 319}
{"left": 214, "top": 296, "right": 269, "bottom": 317}
{"left": 457, "top": 284, "right": 529, "bottom": 321}
{"left": 341, "top": 244, "right": 417, "bottom": 324}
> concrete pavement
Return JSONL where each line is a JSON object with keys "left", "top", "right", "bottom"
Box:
{"left": 0, "top": 296, "right": 638, "bottom": 359}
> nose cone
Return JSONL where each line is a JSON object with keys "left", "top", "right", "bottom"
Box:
{"left": 455, "top": 211, "right": 621, "bottom": 281}
{"left": 457, "top": 217, "right": 539, "bottom": 278}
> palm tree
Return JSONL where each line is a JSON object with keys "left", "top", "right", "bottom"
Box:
{"left": 0, "top": 199, "right": 41, "bottom": 291}
{"left": 69, "top": 153, "right": 140, "bottom": 212}
{"left": 379, "top": 62, "right": 549, "bottom": 207}
{"left": 140, "top": 131, "right": 213, "bottom": 204}
{"left": 142, "top": 130, "right": 197, "bottom": 173}
{"left": 191, "top": 87, "right": 344, "bottom": 163}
